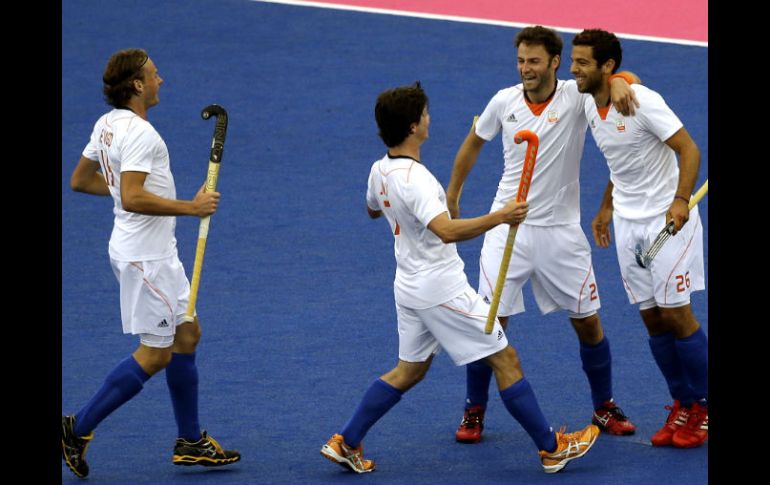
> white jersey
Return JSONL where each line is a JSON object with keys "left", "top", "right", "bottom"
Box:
{"left": 83, "top": 108, "right": 178, "bottom": 261}
{"left": 475, "top": 79, "right": 589, "bottom": 225}
{"left": 584, "top": 84, "right": 683, "bottom": 220}
{"left": 366, "top": 154, "right": 468, "bottom": 309}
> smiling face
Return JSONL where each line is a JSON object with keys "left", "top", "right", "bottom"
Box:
{"left": 570, "top": 45, "right": 605, "bottom": 94}
{"left": 517, "top": 42, "right": 559, "bottom": 100}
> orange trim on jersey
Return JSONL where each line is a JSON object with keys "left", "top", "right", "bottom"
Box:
{"left": 406, "top": 160, "right": 415, "bottom": 182}
{"left": 621, "top": 274, "right": 639, "bottom": 304}
{"left": 524, "top": 97, "right": 552, "bottom": 116}
{"left": 597, "top": 105, "right": 611, "bottom": 120}
{"left": 394, "top": 222, "right": 400, "bottom": 235}
{"left": 377, "top": 161, "right": 415, "bottom": 178}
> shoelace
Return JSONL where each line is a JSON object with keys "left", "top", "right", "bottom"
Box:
{"left": 607, "top": 405, "right": 630, "bottom": 421}
{"left": 341, "top": 443, "right": 367, "bottom": 467}
{"left": 461, "top": 411, "right": 482, "bottom": 429}
{"left": 203, "top": 434, "right": 226, "bottom": 455}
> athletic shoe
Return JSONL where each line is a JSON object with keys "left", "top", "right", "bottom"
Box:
{"left": 672, "top": 401, "right": 708, "bottom": 448}
{"left": 650, "top": 400, "right": 690, "bottom": 446}
{"left": 172, "top": 431, "right": 241, "bottom": 466}
{"left": 61, "top": 415, "right": 94, "bottom": 479}
{"left": 320, "top": 434, "right": 375, "bottom": 473}
{"left": 539, "top": 424, "right": 600, "bottom": 473}
{"left": 455, "top": 405, "right": 485, "bottom": 443}
{"left": 592, "top": 400, "right": 637, "bottom": 435}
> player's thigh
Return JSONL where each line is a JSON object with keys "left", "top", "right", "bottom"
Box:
{"left": 396, "top": 302, "right": 440, "bottom": 363}
{"left": 612, "top": 214, "right": 655, "bottom": 304}
{"left": 651, "top": 207, "right": 705, "bottom": 306}
{"left": 417, "top": 285, "right": 508, "bottom": 367}
{"left": 530, "top": 225, "right": 600, "bottom": 314}
{"left": 110, "top": 257, "right": 178, "bottom": 337}
{"left": 478, "top": 223, "right": 531, "bottom": 316}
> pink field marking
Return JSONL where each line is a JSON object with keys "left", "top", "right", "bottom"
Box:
{"left": 266, "top": 0, "right": 707, "bottom": 45}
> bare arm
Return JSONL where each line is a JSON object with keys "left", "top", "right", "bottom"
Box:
{"left": 664, "top": 127, "right": 701, "bottom": 233}
{"left": 609, "top": 71, "right": 642, "bottom": 116}
{"left": 70, "top": 156, "right": 110, "bottom": 196}
{"left": 591, "top": 180, "right": 614, "bottom": 248}
{"left": 120, "top": 171, "right": 220, "bottom": 217}
{"left": 428, "top": 200, "right": 528, "bottom": 244}
{"left": 446, "top": 126, "right": 486, "bottom": 219}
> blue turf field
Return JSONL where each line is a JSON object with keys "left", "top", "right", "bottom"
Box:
{"left": 62, "top": 1, "right": 708, "bottom": 483}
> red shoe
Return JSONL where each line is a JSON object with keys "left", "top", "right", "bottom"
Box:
{"left": 592, "top": 400, "right": 637, "bottom": 435}
{"left": 650, "top": 400, "right": 690, "bottom": 446}
{"left": 455, "top": 405, "right": 485, "bottom": 443}
{"left": 672, "top": 402, "right": 708, "bottom": 448}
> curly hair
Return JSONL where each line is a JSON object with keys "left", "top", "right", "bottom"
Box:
{"left": 572, "top": 29, "right": 622, "bottom": 73}
{"left": 374, "top": 82, "right": 428, "bottom": 148}
{"left": 514, "top": 25, "right": 563, "bottom": 60}
{"left": 102, "top": 48, "right": 149, "bottom": 108}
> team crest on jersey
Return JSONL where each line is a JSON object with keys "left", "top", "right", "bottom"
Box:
{"left": 590, "top": 119, "right": 596, "bottom": 129}
{"left": 547, "top": 110, "right": 559, "bottom": 123}
{"left": 506, "top": 112, "right": 518, "bottom": 122}
{"left": 616, "top": 118, "right": 626, "bottom": 132}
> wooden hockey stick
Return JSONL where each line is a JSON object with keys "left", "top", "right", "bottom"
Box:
{"left": 484, "top": 130, "right": 539, "bottom": 334}
{"left": 183, "top": 104, "right": 228, "bottom": 322}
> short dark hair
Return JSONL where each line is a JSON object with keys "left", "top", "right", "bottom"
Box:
{"left": 572, "top": 29, "right": 622, "bottom": 73}
{"left": 374, "top": 82, "right": 428, "bottom": 148}
{"left": 515, "top": 26, "right": 563, "bottom": 59}
{"left": 102, "top": 48, "right": 149, "bottom": 108}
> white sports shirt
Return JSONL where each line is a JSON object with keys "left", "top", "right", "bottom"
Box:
{"left": 366, "top": 154, "right": 468, "bottom": 309}
{"left": 583, "top": 84, "right": 683, "bottom": 220}
{"left": 83, "top": 108, "right": 178, "bottom": 262}
{"left": 475, "top": 79, "right": 588, "bottom": 225}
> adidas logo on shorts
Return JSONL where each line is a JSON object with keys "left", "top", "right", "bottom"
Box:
{"left": 157, "top": 319, "right": 169, "bottom": 328}
{"left": 497, "top": 329, "right": 503, "bottom": 340}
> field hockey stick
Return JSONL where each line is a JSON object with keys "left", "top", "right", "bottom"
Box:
{"left": 484, "top": 130, "right": 539, "bottom": 334}
{"left": 183, "top": 104, "right": 228, "bottom": 322}
{"left": 634, "top": 179, "right": 708, "bottom": 268}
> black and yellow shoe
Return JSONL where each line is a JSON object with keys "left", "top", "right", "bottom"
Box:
{"left": 172, "top": 431, "right": 241, "bottom": 467}
{"left": 61, "top": 415, "right": 94, "bottom": 478}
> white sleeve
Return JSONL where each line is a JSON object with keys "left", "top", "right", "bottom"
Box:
{"left": 366, "top": 164, "right": 381, "bottom": 211}
{"left": 82, "top": 121, "right": 101, "bottom": 161}
{"left": 120, "top": 124, "right": 158, "bottom": 174}
{"left": 474, "top": 91, "right": 505, "bottom": 141}
{"left": 636, "top": 87, "right": 683, "bottom": 142}
{"left": 404, "top": 166, "right": 448, "bottom": 227}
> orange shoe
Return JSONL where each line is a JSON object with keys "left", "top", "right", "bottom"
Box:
{"left": 672, "top": 402, "right": 708, "bottom": 448}
{"left": 320, "top": 434, "right": 375, "bottom": 473}
{"left": 592, "top": 400, "right": 637, "bottom": 436}
{"left": 455, "top": 405, "right": 485, "bottom": 443}
{"left": 538, "top": 424, "right": 600, "bottom": 473}
{"left": 650, "top": 400, "right": 689, "bottom": 446}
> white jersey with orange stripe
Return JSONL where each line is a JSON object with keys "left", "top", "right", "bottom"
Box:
{"left": 83, "top": 108, "right": 178, "bottom": 262}
{"left": 583, "top": 84, "right": 683, "bottom": 220}
{"left": 366, "top": 154, "right": 468, "bottom": 309}
{"left": 475, "top": 79, "right": 588, "bottom": 226}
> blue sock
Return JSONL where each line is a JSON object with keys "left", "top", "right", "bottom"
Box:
{"left": 465, "top": 360, "right": 493, "bottom": 409}
{"left": 675, "top": 328, "right": 708, "bottom": 404}
{"left": 500, "top": 379, "right": 556, "bottom": 452}
{"left": 649, "top": 332, "right": 696, "bottom": 405}
{"left": 166, "top": 352, "right": 201, "bottom": 441}
{"left": 580, "top": 338, "right": 613, "bottom": 409}
{"left": 340, "top": 379, "right": 403, "bottom": 448}
{"left": 74, "top": 356, "right": 150, "bottom": 436}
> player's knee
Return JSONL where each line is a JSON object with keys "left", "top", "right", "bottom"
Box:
{"left": 658, "top": 304, "right": 699, "bottom": 337}
{"left": 174, "top": 322, "right": 202, "bottom": 351}
{"left": 486, "top": 346, "right": 522, "bottom": 374}
{"left": 569, "top": 312, "right": 603, "bottom": 343}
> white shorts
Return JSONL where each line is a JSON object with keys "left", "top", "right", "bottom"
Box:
{"left": 613, "top": 205, "right": 705, "bottom": 307}
{"left": 396, "top": 285, "right": 508, "bottom": 366}
{"left": 110, "top": 253, "right": 192, "bottom": 339}
{"left": 478, "top": 223, "right": 601, "bottom": 317}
